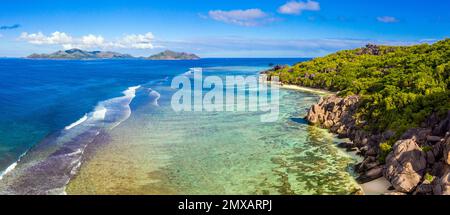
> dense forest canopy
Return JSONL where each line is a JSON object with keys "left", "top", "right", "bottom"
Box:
{"left": 267, "top": 39, "right": 450, "bottom": 136}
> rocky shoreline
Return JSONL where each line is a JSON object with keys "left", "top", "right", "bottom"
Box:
{"left": 305, "top": 94, "right": 450, "bottom": 195}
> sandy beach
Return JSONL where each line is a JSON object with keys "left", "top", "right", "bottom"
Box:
{"left": 360, "top": 177, "right": 392, "bottom": 195}
{"left": 280, "top": 84, "right": 335, "bottom": 95}
{"left": 259, "top": 74, "right": 334, "bottom": 96}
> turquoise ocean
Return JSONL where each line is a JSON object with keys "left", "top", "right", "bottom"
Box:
{"left": 0, "top": 58, "right": 361, "bottom": 194}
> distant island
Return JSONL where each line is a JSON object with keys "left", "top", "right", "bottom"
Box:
{"left": 27, "top": 49, "right": 133, "bottom": 59}
{"left": 147, "top": 50, "right": 200, "bottom": 60}
{"left": 26, "top": 49, "right": 200, "bottom": 60}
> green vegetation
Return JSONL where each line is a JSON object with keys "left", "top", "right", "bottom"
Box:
{"left": 267, "top": 39, "right": 450, "bottom": 137}
{"left": 379, "top": 142, "right": 394, "bottom": 163}
{"left": 421, "top": 145, "right": 433, "bottom": 152}
{"left": 424, "top": 172, "right": 435, "bottom": 182}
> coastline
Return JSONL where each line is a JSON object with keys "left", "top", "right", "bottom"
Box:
{"left": 283, "top": 81, "right": 449, "bottom": 195}
{"left": 259, "top": 74, "right": 334, "bottom": 95}
{"left": 280, "top": 84, "right": 334, "bottom": 96}
{"left": 262, "top": 39, "right": 450, "bottom": 196}
{"left": 278, "top": 82, "right": 390, "bottom": 195}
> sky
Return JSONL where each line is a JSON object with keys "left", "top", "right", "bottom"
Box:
{"left": 0, "top": 0, "right": 449, "bottom": 57}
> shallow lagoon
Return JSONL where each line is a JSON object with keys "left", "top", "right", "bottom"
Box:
{"left": 67, "top": 66, "right": 361, "bottom": 194}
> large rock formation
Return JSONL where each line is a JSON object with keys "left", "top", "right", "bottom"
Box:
{"left": 306, "top": 95, "right": 387, "bottom": 183}
{"left": 432, "top": 135, "right": 450, "bottom": 194}
{"left": 433, "top": 166, "right": 450, "bottom": 195}
{"left": 306, "top": 95, "right": 382, "bottom": 153}
{"left": 305, "top": 94, "right": 450, "bottom": 195}
{"left": 384, "top": 139, "right": 427, "bottom": 193}
{"left": 445, "top": 135, "right": 450, "bottom": 165}
{"left": 306, "top": 95, "right": 359, "bottom": 133}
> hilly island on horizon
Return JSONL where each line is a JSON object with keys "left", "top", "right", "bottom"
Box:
{"left": 27, "top": 48, "right": 200, "bottom": 60}
{"left": 0, "top": 0, "right": 449, "bottom": 207}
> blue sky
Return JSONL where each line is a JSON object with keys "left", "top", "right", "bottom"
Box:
{"left": 0, "top": 0, "right": 449, "bottom": 57}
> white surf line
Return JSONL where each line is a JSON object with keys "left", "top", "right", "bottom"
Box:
{"left": 148, "top": 88, "right": 161, "bottom": 106}
{"left": 64, "top": 114, "right": 88, "bottom": 130}
{"left": 0, "top": 162, "right": 17, "bottom": 181}
{"left": 110, "top": 85, "right": 141, "bottom": 129}
{"left": 1, "top": 85, "right": 140, "bottom": 182}
{"left": 92, "top": 106, "right": 107, "bottom": 120}
{"left": 0, "top": 151, "right": 28, "bottom": 181}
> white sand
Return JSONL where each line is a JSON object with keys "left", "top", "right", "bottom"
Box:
{"left": 360, "top": 177, "right": 392, "bottom": 195}
{"left": 258, "top": 75, "right": 334, "bottom": 95}
{"left": 280, "top": 84, "right": 334, "bottom": 95}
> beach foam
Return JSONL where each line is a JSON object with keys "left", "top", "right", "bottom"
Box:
{"left": 65, "top": 114, "right": 88, "bottom": 130}
{"left": 0, "top": 162, "right": 17, "bottom": 181}
{"left": 123, "top": 86, "right": 140, "bottom": 98}
{"left": 0, "top": 85, "right": 142, "bottom": 194}
{"left": 108, "top": 85, "right": 140, "bottom": 129}
{"left": 92, "top": 106, "right": 107, "bottom": 120}
{"left": 0, "top": 151, "right": 27, "bottom": 181}
{"left": 149, "top": 89, "right": 161, "bottom": 106}
{"left": 183, "top": 67, "right": 200, "bottom": 76}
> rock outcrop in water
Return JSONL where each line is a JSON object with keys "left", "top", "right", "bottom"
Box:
{"left": 305, "top": 94, "right": 450, "bottom": 195}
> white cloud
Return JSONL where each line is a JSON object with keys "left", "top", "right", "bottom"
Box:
{"left": 377, "top": 16, "right": 399, "bottom": 23}
{"left": 19, "top": 31, "right": 155, "bottom": 50}
{"left": 82, "top": 34, "right": 105, "bottom": 47}
{"left": 208, "top": 9, "right": 272, "bottom": 26}
{"left": 120, "top": 33, "right": 154, "bottom": 49}
{"left": 20, "top": 31, "right": 73, "bottom": 45}
{"left": 278, "top": 0, "right": 320, "bottom": 15}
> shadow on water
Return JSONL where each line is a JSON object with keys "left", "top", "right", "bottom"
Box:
{"left": 290, "top": 117, "right": 309, "bottom": 125}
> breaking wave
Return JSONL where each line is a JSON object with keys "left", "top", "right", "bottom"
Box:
{"left": 0, "top": 85, "right": 140, "bottom": 194}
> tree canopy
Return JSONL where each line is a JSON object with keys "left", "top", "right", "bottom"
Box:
{"left": 267, "top": 39, "right": 450, "bottom": 135}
